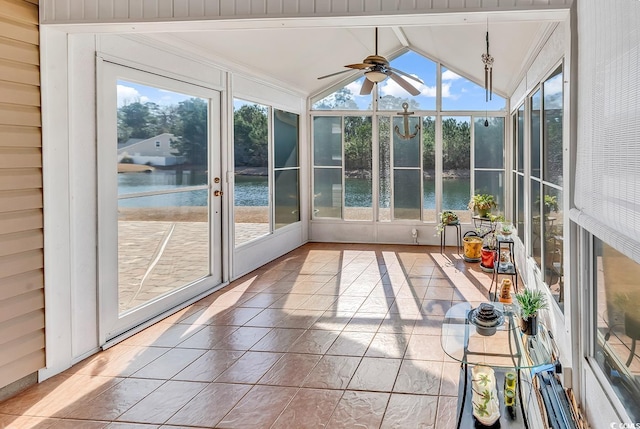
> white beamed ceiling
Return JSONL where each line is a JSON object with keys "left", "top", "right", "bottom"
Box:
{"left": 147, "top": 17, "right": 559, "bottom": 98}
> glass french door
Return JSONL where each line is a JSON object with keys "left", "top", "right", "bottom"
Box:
{"left": 98, "top": 63, "right": 223, "bottom": 341}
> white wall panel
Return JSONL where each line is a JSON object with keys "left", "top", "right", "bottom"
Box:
{"left": 233, "top": 74, "right": 303, "bottom": 113}
{"left": 97, "top": 35, "right": 225, "bottom": 90}
{"left": 41, "top": 0, "right": 572, "bottom": 23}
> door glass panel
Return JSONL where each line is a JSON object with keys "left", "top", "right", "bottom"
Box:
{"left": 474, "top": 117, "right": 504, "bottom": 169}
{"left": 313, "top": 117, "right": 342, "bottom": 166}
{"left": 544, "top": 67, "right": 563, "bottom": 186}
{"left": 542, "top": 185, "right": 563, "bottom": 306}
{"left": 393, "top": 116, "right": 421, "bottom": 220}
{"left": 274, "top": 109, "right": 300, "bottom": 229}
{"left": 393, "top": 116, "right": 421, "bottom": 168}
{"left": 274, "top": 170, "right": 299, "bottom": 229}
{"left": 422, "top": 116, "right": 436, "bottom": 222}
{"left": 517, "top": 104, "right": 525, "bottom": 173}
{"left": 116, "top": 81, "right": 209, "bottom": 314}
{"left": 474, "top": 170, "right": 504, "bottom": 212}
{"left": 531, "top": 90, "right": 542, "bottom": 179}
{"left": 379, "top": 117, "right": 391, "bottom": 221}
{"left": 394, "top": 169, "right": 421, "bottom": 220}
{"left": 530, "top": 178, "right": 542, "bottom": 267}
{"left": 345, "top": 116, "right": 372, "bottom": 221}
{"left": 314, "top": 168, "right": 342, "bottom": 218}
{"left": 234, "top": 100, "right": 269, "bottom": 246}
{"left": 517, "top": 174, "right": 525, "bottom": 242}
{"left": 443, "top": 117, "right": 471, "bottom": 214}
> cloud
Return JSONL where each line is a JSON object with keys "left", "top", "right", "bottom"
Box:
{"left": 345, "top": 80, "right": 362, "bottom": 95}
{"left": 442, "top": 70, "right": 462, "bottom": 81}
{"left": 117, "top": 84, "right": 149, "bottom": 107}
{"left": 442, "top": 82, "right": 459, "bottom": 100}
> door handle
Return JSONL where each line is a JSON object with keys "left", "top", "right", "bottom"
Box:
{"left": 214, "top": 190, "right": 223, "bottom": 197}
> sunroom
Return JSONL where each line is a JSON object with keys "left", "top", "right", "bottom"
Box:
{"left": 1, "top": 0, "right": 640, "bottom": 427}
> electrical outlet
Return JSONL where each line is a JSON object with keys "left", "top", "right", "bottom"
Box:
{"left": 411, "top": 228, "right": 418, "bottom": 238}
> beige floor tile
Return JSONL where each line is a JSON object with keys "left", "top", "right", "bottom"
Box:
{"left": 347, "top": 357, "right": 402, "bottom": 392}
{"left": 62, "top": 378, "right": 164, "bottom": 421}
{"left": 275, "top": 309, "right": 324, "bottom": 329}
{"left": 207, "top": 307, "right": 265, "bottom": 326}
{"left": 440, "top": 361, "right": 462, "bottom": 396}
{"left": 287, "top": 329, "right": 340, "bottom": 354}
{"left": 72, "top": 345, "right": 171, "bottom": 378}
{"left": 211, "top": 326, "right": 272, "bottom": 351}
{"left": 393, "top": 359, "right": 442, "bottom": 395}
{"left": 380, "top": 393, "right": 438, "bottom": 429}
{"left": 173, "top": 349, "right": 244, "bottom": 382}
{"left": 165, "top": 382, "right": 251, "bottom": 427}
{"left": 216, "top": 385, "right": 298, "bottom": 429}
{"left": 435, "top": 396, "right": 459, "bottom": 428}
{"left": 250, "top": 328, "right": 306, "bottom": 352}
{"left": 239, "top": 293, "right": 285, "bottom": 308}
{"left": 175, "top": 325, "right": 238, "bottom": 349}
{"left": 365, "top": 332, "right": 410, "bottom": 359}
{"left": 244, "top": 308, "right": 290, "bottom": 327}
{"left": 326, "top": 331, "right": 375, "bottom": 357}
{"left": 116, "top": 380, "right": 207, "bottom": 424}
{"left": 47, "top": 419, "right": 110, "bottom": 428}
{"left": 271, "top": 388, "right": 343, "bottom": 429}
{"left": 303, "top": 355, "right": 361, "bottom": 389}
{"left": 122, "top": 323, "right": 206, "bottom": 348}
{"left": 405, "top": 334, "right": 445, "bottom": 361}
{"left": 215, "top": 351, "right": 284, "bottom": 384}
{"left": 325, "top": 391, "right": 390, "bottom": 429}
{"left": 257, "top": 353, "right": 322, "bottom": 386}
{"left": 131, "top": 348, "right": 205, "bottom": 379}
{"left": 106, "top": 423, "right": 160, "bottom": 429}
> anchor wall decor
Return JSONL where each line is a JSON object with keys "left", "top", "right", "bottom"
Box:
{"left": 394, "top": 102, "right": 420, "bottom": 140}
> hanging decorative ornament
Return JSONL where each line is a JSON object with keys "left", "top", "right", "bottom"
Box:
{"left": 481, "top": 20, "right": 494, "bottom": 102}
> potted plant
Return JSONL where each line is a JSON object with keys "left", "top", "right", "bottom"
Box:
{"left": 499, "top": 221, "right": 513, "bottom": 237}
{"left": 514, "top": 288, "right": 548, "bottom": 336}
{"left": 468, "top": 193, "right": 497, "bottom": 218}
{"left": 480, "top": 232, "right": 497, "bottom": 272}
{"left": 463, "top": 232, "right": 483, "bottom": 262}
{"left": 435, "top": 210, "right": 459, "bottom": 235}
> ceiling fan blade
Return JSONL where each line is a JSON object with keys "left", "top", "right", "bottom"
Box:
{"left": 388, "top": 71, "right": 421, "bottom": 96}
{"left": 360, "top": 78, "right": 374, "bottom": 95}
{"left": 389, "top": 67, "right": 423, "bottom": 84}
{"left": 317, "top": 69, "right": 354, "bottom": 80}
{"left": 345, "top": 63, "right": 371, "bottom": 70}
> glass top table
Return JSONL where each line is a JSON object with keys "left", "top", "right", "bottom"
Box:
{"left": 441, "top": 302, "right": 555, "bottom": 370}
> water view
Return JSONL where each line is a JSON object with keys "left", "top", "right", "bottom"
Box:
{"left": 118, "top": 170, "right": 471, "bottom": 211}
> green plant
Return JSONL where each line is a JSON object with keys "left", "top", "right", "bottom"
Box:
{"left": 515, "top": 288, "right": 549, "bottom": 320}
{"left": 435, "top": 210, "right": 459, "bottom": 235}
{"left": 468, "top": 194, "right": 497, "bottom": 215}
{"left": 544, "top": 195, "right": 559, "bottom": 213}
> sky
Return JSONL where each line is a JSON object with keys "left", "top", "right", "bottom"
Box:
{"left": 321, "top": 50, "right": 506, "bottom": 111}
{"left": 117, "top": 80, "right": 195, "bottom": 107}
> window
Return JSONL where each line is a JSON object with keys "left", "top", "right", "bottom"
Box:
{"left": 442, "top": 116, "right": 471, "bottom": 219}
{"left": 441, "top": 67, "right": 505, "bottom": 111}
{"left": 312, "top": 77, "right": 371, "bottom": 111}
{"left": 593, "top": 239, "right": 640, "bottom": 421}
{"left": 234, "top": 100, "right": 300, "bottom": 246}
{"left": 520, "top": 64, "right": 564, "bottom": 307}
{"left": 311, "top": 50, "right": 506, "bottom": 225}
{"left": 474, "top": 117, "right": 505, "bottom": 212}
{"left": 378, "top": 51, "right": 436, "bottom": 111}
{"left": 155, "top": 141, "right": 161, "bottom": 148}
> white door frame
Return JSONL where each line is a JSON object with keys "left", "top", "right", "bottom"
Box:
{"left": 97, "top": 60, "right": 224, "bottom": 343}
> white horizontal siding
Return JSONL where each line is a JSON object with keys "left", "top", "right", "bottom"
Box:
{"left": 42, "top": 0, "right": 572, "bottom": 23}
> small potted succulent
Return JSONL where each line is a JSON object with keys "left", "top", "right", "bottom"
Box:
{"left": 515, "top": 288, "right": 548, "bottom": 336}
{"left": 435, "top": 210, "right": 459, "bottom": 235}
{"left": 468, "top": 193, "right": 497, "bottom": 218}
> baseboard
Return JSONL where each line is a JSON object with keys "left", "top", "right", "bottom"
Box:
{"left": 0, "top": 372, "right": 38, "bottom": 403}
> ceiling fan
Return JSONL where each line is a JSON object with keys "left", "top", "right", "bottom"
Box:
{"left": 317, "top": 27, "right": 423, "bottom": 96}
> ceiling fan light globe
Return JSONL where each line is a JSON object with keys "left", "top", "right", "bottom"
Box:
{"left": 365, "top": 70, "right": 387, "bottom": 83}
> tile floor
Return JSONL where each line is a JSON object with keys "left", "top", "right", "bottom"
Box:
{"left": 0, "top": 243, "right": 499, "bottom": 429}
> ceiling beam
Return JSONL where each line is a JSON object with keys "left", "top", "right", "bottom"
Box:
{"left": 391, "top": 26, "right": 410, "bottom": 47}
